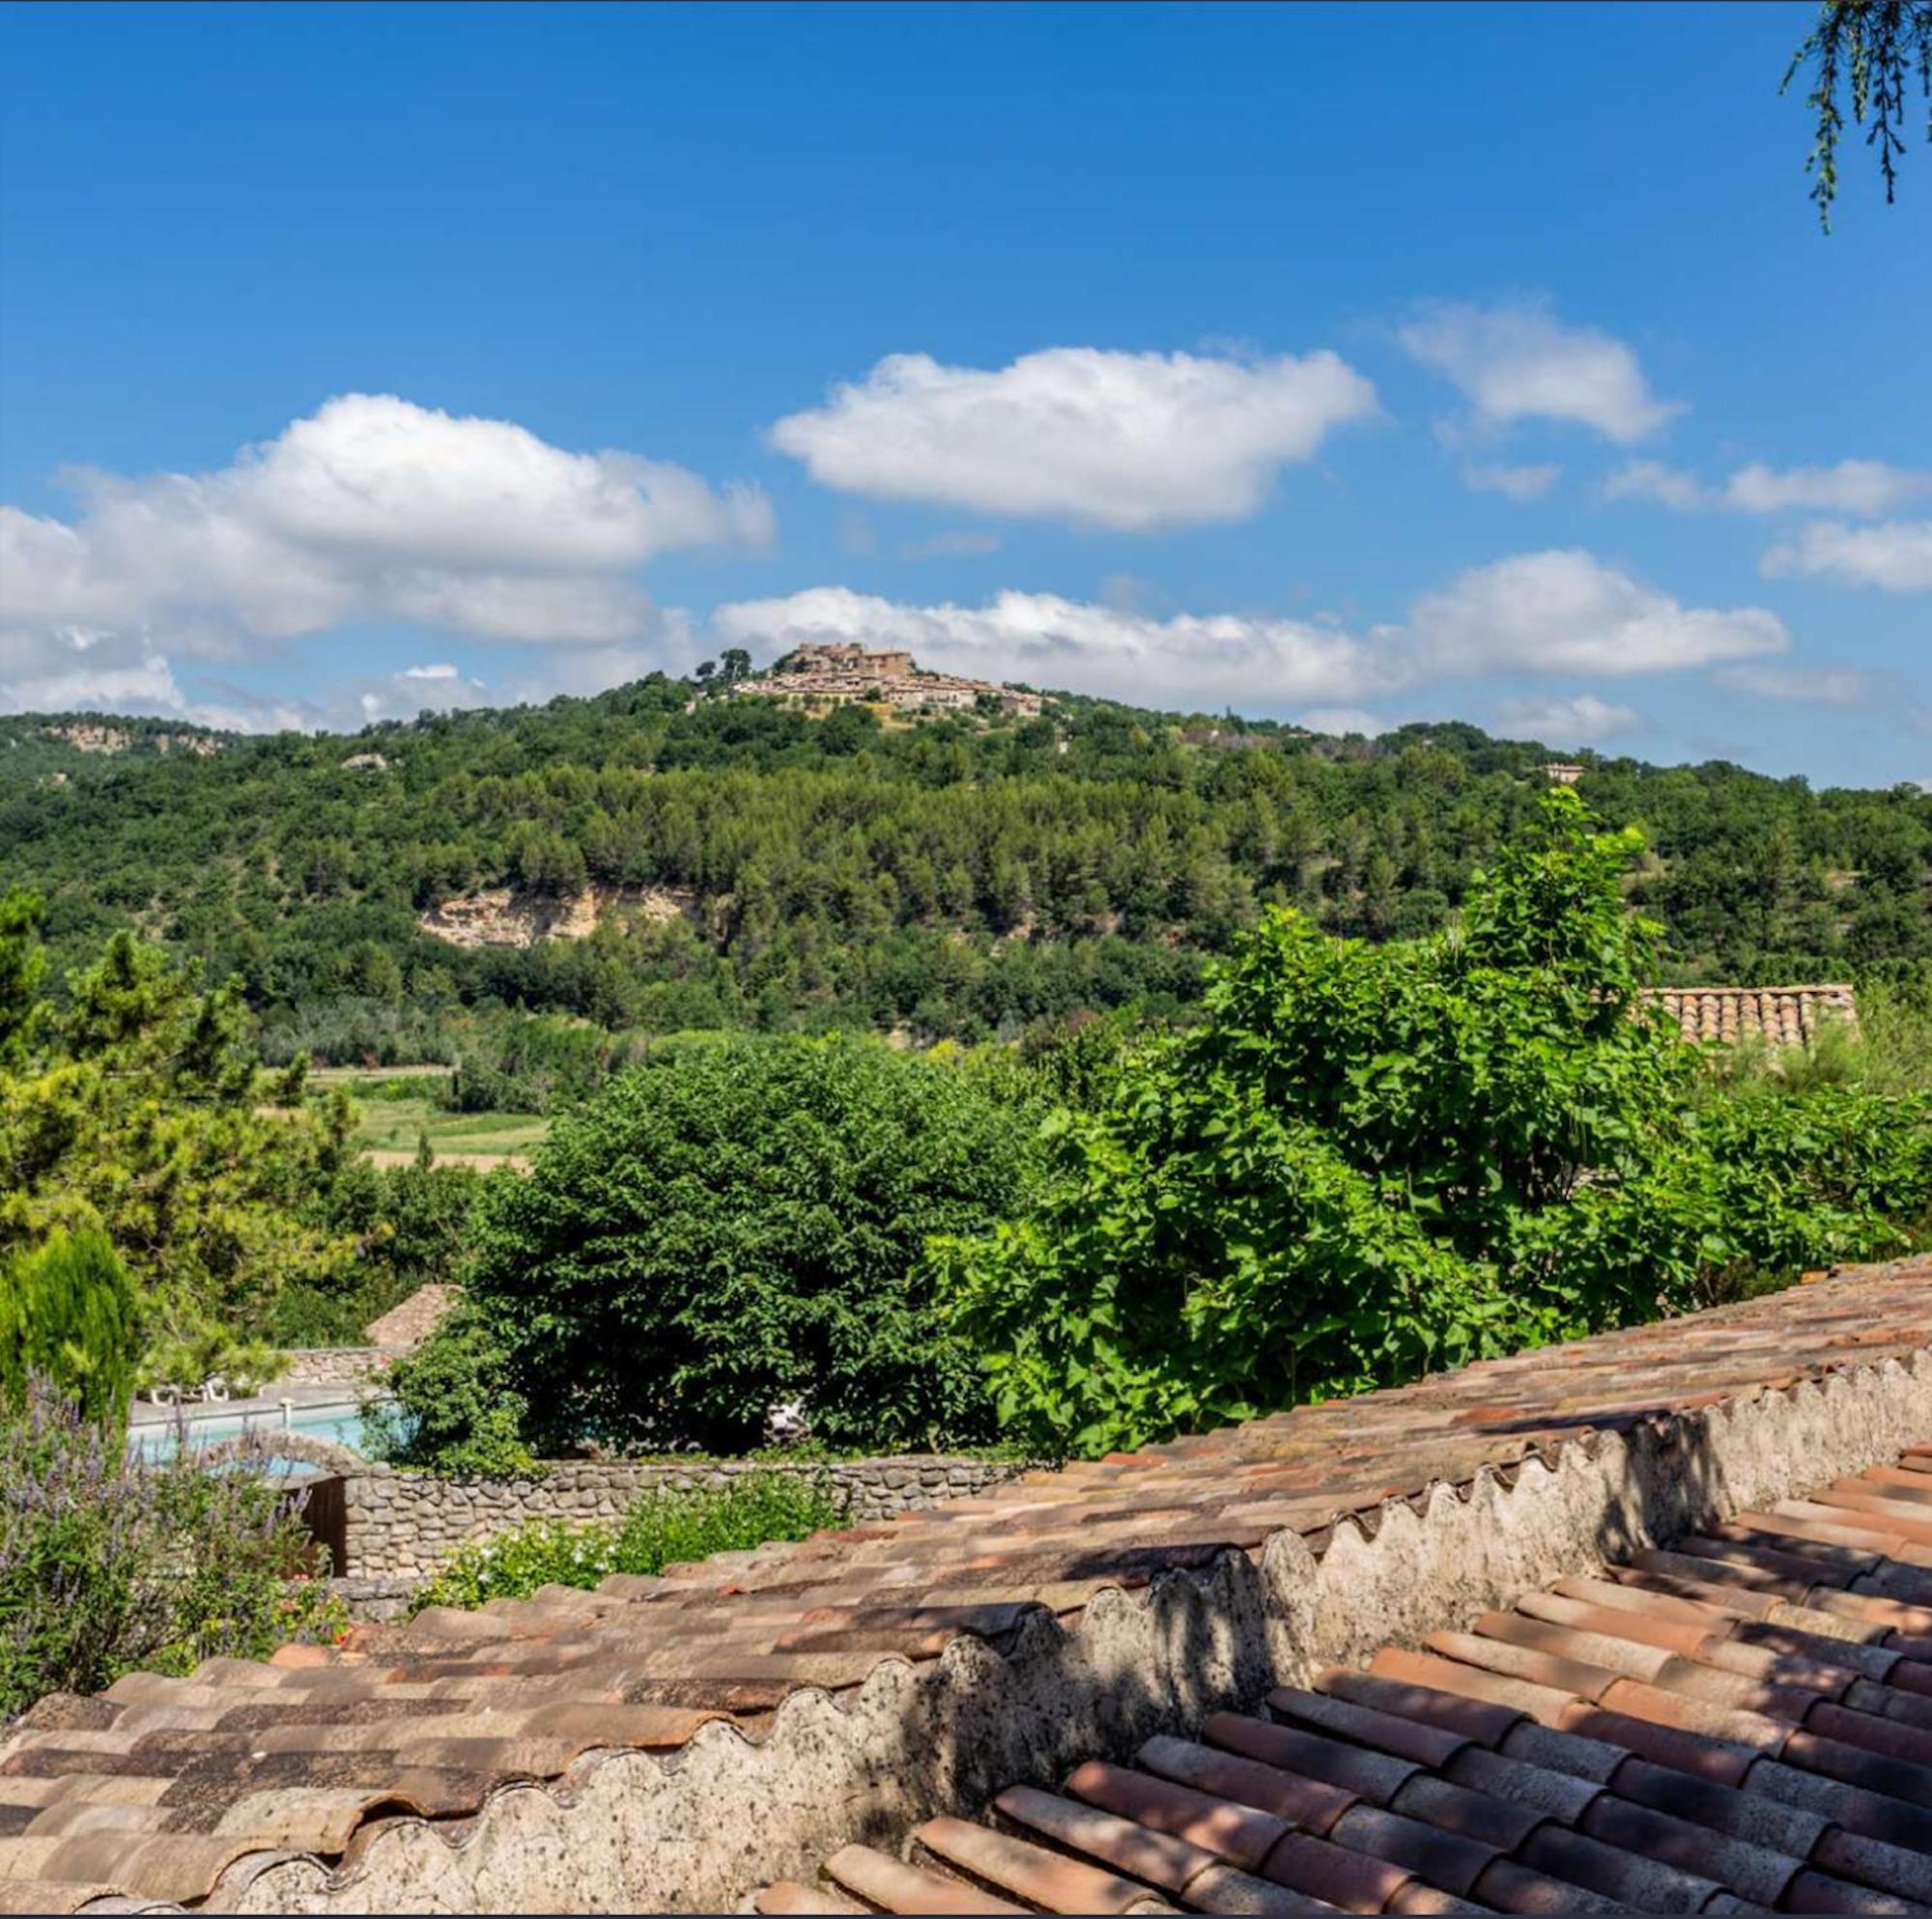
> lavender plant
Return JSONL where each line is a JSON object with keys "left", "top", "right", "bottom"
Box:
{"left": 0, "top": 1379, "right": 347, "bottom": 1720}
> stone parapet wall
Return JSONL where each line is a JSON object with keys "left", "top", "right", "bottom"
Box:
{"left": 334, "top": 1454, "right": 1028, "bottom": 1574}
{"left": 278, "top": 1347, "right": 388, "bottom": 1386}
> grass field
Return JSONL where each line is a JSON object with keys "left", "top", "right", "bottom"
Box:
{"left": 315, "top": 1071, "right": 551, "bottom": 1168}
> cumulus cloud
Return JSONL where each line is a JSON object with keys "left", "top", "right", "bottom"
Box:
{"left": 1397, "top": 299, "right": 1679, "bottom": 442}
{"left": 1397, "top": 549, "right": 1785, "bottom": 677}
{"left": 767, "top": 346, "right": 1378, "bottom": 529}
{"left": 1463, "top": 463, "right": 1560, "bottom": 501}
{"left": 0, "top": 395, "right": 770, "bottom": 698}
{"left": 1726, "top": 461, "right": 1929, "bottom": 516}
{"left": 1761, "top": 520, "right": 1932, "bottom": 592}
{"left": 1493, "top": 692, "right": 1639, "bottom": 744}
{"left": 715, "top": 551, "right": 1785, "bottom": 713}
{"left": 0, "top": 645, "right": 193, "bottom": 720}
{"left": 1605, "top": 458, "right": 1929, "bottom": 517}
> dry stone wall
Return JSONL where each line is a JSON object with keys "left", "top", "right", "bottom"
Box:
{"left": 278, "top": 1347, "right": 386, "bottom": 1386}
{"left": 334, "top": 1455, "right": 1028, "bottom": 1574}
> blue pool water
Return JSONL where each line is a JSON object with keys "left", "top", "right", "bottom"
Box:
{"left": 129, "top": 1400, "right": 381, "bottom": 1464}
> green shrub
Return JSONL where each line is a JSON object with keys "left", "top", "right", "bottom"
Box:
{"left": 462, "top": 1033, "right": 1045, "bottom": 1455}
{"left": 408, "top": 1470, "right": 844, "bottom": 1613}
{"left": 362, "top": 1301, "right": 531, "bottom": 1476}
{"left": 0, "top": 1379, "right": 348, "bottom": 1718}
{"left": 0, "top": 1227, "right": 141, "bottom": 1426}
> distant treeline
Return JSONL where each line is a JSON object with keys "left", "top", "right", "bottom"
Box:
{"left": 3, "top": 677, "right": 1928, "bottom": 1044}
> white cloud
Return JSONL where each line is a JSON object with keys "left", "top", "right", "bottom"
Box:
{"left": 1715, "top": 663, "right": 1878, "bottom": 705}
{"left": 1463, "top": 463, "right": 1560, "bottom": 501}
{"left": 768, "top": 346, "right": 1378, "bottom": 530}
{"left": 1493, "top": 692, "right": 1639, "bottom": 744}
{"left": 1398, "top": 549, "right": 1786, "bottom": 677}
{"left": 1762, "top": 520, "right": 1932, "bottom": 592}
{"left": 1603, "top": 461, "right": 1711, "bottom": 510}
{"left": 0, "top": 395, "right": 770, "bottom": 685}
{"left": 1725, "top": 461, "right": 1929, "bottom": 516}
{"left": 1397, "top": 299, "right": 1679, "bottom": 442}
{"left": 1605, "top": 458, "right": 1929, "bottom": 517}
{"left": 715, "top": 551, "right": 1785, "bottom": 713}
{"left": 0, "top": 647, "right": 192, "bottom": 720}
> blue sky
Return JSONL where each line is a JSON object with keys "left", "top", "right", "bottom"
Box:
{"left": 1, "top": 2, "right": 1926, "bottom": 783}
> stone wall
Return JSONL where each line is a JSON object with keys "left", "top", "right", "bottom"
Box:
{"left": 279, "top": 1347, "right": 387, "bottom": 1386}
{"left": 332, "top": 1455, "right": 1028, "bottom": 1575}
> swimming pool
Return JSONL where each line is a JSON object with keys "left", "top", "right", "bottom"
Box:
{"left": 128, "top": 1399, "right": 382, "bottom": 1463}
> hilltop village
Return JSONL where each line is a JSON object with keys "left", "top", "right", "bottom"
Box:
{"left": 732, "top": 642, "right": 1046, "bottom": 717}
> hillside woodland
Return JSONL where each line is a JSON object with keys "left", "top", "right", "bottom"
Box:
{"left": 4, "top": 679, "right": 1929, "bottom": 1064}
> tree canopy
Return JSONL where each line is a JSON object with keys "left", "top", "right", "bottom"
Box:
{"left": 440, "top": 1034, "right": 1048, "bottom": 1458}
{"left": 4, "top": 682, "right": 1928, "bottom": 1055}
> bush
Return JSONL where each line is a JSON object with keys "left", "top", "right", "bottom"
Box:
{"left": 463, "top": 1033, "right": 1045, "bottom": 1455}
{"left": 0, "top": 1379, "right": 347, "bottom": 1719}
{"left": 408, "top": 1470, "right": 844, "bottom": 1613}
{"left": 1678, "top": 1081, "right": 1932, "bottom": 1303}
{"left": 362, "top": 1301, "right": 532, "bottom": 1476}
{"left": 936, "top": 794, "right": 1932, "bottom": 1455}
{"left": 0, "top": 1228, "right": 140, "bottom": 1425}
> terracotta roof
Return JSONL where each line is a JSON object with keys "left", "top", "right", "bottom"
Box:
{"left": 760, "top": 1447, "right": 1932, "bottom": 1915}
{"left": 1645, "top": 984, "right": 1859, "bottom": 1049}
{"left": 362, "top": 1284, "right": 458, "bottom": 1351}
{"left": 3, "top": 1256, "right": 1931, "bottom": 1909}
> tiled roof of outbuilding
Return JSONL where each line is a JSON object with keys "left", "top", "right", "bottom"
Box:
{"left": 361, "top": 1283, "right": 457, "bottom": 1351}
{"left": 1645, "top": 984, "right": 1860, "bottom": 1049}
{"left": 3, "top": 1256, "right": 1931, "bottom": 1909}
{"left": 762, "top": 1449, "right": 1932, "bottom": 1915}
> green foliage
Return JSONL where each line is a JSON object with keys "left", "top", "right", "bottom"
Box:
{"left": 0, "top": 909, "right": 445, "bottom": 1379}
{"left": 408, "top": 1471, "right": 844, "bottom": 1613}
{"left": 5, "top": 683, "right": 1926, "bottom": 1050}
{"left": 445, "top": 1013, "right": 635, "bottom": 1115}
{"left": 362, "top": 1301, "right": 532, "bottom": 1476}
{"left": 0, "top": 888, "right": 44, "bottom": 1063}
{"left": 1786, "top": 1, "right": 1932, "bottom": 228}
{"left": 461, "top": 1034, "right": 1046, "bottom": 1455}
{"left": 0, "top": 1380, "right": 348, "bottom": 1719}
{"left": 284, "top": 1158, "right": 485, "bottom": 1346}
{"left": 938, "top": 795, "right": 1932, "bottom": 1455}
{"left": 0, "top": 1228, "right": 140, "bottom": 1425}
{"left": 1679, "top": 1083, "right": 1932, "bottom": 1304}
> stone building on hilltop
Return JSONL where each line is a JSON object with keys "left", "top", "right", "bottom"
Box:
{"left": 734, "top": 643, "right": 1044, "bottom": 718}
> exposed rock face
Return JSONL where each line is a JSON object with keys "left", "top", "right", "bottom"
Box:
{"left": 39, "top": 721, "right": 226, "bottom": 756}
{"left": 416, "top": 885, "right": 697, "bottom": 948}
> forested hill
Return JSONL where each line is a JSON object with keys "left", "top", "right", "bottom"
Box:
{"left": 2, "top": 675, "right": 1928, "bottom": 1048}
